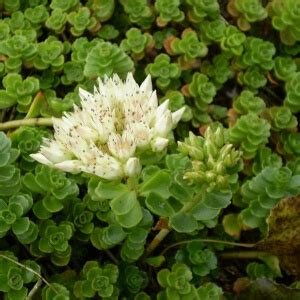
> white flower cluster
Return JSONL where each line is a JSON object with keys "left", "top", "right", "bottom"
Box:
{"left": 31, "top": 73, "right": 185, "bottom": 180}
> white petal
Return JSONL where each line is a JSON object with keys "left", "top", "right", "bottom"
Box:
{"left": 151, "top": 137, "right": 169, "bottom": 152}
{"left": 54, "top": 160, "right": 82, "bottom": 173}
{"left": 140, "top": 74, "right": 152, "bottom": 94}
{"left": 154, "top": 111, "right": 173, "bottom": 138}
{"left": 40, "top": 140, "right": 72, "bottom": 163}
{"left": 30, "top": 153, "right": 53, "bottom": 166}
{"left": 155, "top": 99, "right": 169, "bottom": 121}
{"left": 79, "top": 88, "right": 94, "bottom": 103}
{"left": 172, "top": 106, "right": 185, "bottom": 128}
{"left": 107, "top": 132, "right": 136, "bottom": 161}
{"left": 124, "top": 157, "right": 141, "bottom": 177}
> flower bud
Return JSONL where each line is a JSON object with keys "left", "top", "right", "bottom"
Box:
{"left": 151, "top": 137, "right": 169, "bottom": 152}
{"left": 124, "top": 157, "right": 141, "bottom": 177}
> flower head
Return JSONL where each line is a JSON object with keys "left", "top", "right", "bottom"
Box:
{"left": 31, "top": 73, "right": 185, "bottom": 180}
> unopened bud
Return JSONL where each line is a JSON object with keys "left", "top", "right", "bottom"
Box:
{"left": 124, "top": 157, "right": 141, "bottom": 177}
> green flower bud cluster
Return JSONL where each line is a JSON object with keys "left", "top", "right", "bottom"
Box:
{"left": 231, "top": 0, "right": 267, "bottom": 30}
{"left": 120, "top": 0, "right": 154, "bottom": 29}
{"left": 185, "top": 0, "right": 220, "bottom": 23}
{"left": 178, "top": 126, "right": 242, "bottom": 191}
{"left": 74, "top": 261, "right": 119, "bottom": 299}
{"left": 31, "top": 219, "right": 73, "bottom": 266}
{"left": 120, "top": 264, "right": 148, "bottom": 294}
{"left": 228, "top": 113, "right": 271, "bottom": 159}
{"left": 236, "top": 37, "right": 276, "bottom": 71}
{"left": 239, "top": 166, "right": 300, "bottom": 230}
{"left": 220, "top": 25, "right": 246, "bottom": 56}
{"left": 121, "top": 228, "right": 148, "bottom": 262}
{"left": 273, "top": 56, "right": 297, "bottom": 81}
{"left": 265, "top": 106, "right": 298, "bottom": 131}
{"left": 157, "top": 263, "right": 223, "bottom": 299}
{"left": 67, "top": 7, "right": 98, "bottom": 36}
{"left": 0, "top": 193, "right": 38, "bottom": 244}
{"left": 284, "top": 72, "right": 300, "bottom": 113}
{"left": 281, "top": 132, "right": 300, "bottom": 157}
{"left": 146, "top": 53, "right": 181, "bottom": 90}
{"left": 155, "top": 0, "right": 184, "bottom": 26}
{"left": 0, "top": 132, "right": 20, "bottom": 197}
{"left": 233, "top": 90, "right": 266, "bottom": 115}
{"left": 120, "top": 28, "right": 152, "bottom": 59}
{"left": 176, "top": 241, "right": 217, "bottom": 276}
{"left": 268, "top": 0, "right": 300, "bottom": 45}
{"left": 84, "top": 40, "right": 134, "bottom": 79}
{"left": 0, "top": 251, "right": 40, "bottom": 300}
{"left": 169, "top": 30, "right": 208, "bottom": 61}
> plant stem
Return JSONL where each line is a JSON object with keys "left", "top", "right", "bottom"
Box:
{"left": 25, "top": 91, "right": 45, "bottom": 119}
{"left": 105, "top": 250, "right": 119, "bottom": 264}
{"left": 0, "top": 254, "right": 57, "bottom": 294}
{"left": 220, "top": 251, "right": 270, "bottom": 260}
{"left": 160, "top": 239, "right": 256, "bottom": 256}
{"left": 146, "top": 190, "right": 203, "bottom": 256}
{"left": 0, "top": 118, "right": 53, "bottom": 131}
{"left": 27, "top": 279, "right": 42, "bottom": 300}
{"left": 146, "top": 228, "right": 170, "bottom": 255}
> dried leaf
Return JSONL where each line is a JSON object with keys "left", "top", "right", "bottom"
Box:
{"left": 235, "top": 278, "right": 300, "bottom": 300}
{"left": 256, "top": 196, "right": 300, "bottom": 275}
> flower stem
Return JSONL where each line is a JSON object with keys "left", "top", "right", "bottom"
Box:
{"left": 146, "top": 228, "right": 170, "bottom": 255}
{"left": 160, "top": 239, "right": 256, "bottom": 256}
{"left": 25, "top": 91, "right": 45, "bottom": 119}
{"left": 220, "top": 251, "right": 270, "bottom": 260}
{"left": 0, "top": 254, "right": 57, "bottom": 294}
{"left": 27, "top": 279, "right": 42, "bottom": 299}
{"left": 0, "top": 118, "right": 53, "bottom": 131}
{"left": 146, "top": 190, "right": 204, "bottom": 256}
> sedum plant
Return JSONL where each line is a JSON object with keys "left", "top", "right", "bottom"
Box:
{"left": 0, "top": 0, "right": 299, "bottom": 298}
{"left": 167, "top": 29, "right": 208, "bottom": 62}
{"left": 74, "top": 261, "right": 119, "bottom": 299}
{"left": 268, "top": 0, "right": 300, "bottom": 45}
{"left": 228, "top": 0, "right": 267, "bottom": 30}
{"left": 239, "top": 166, "right": 300, "bottom": 230}
{"left": 232, "top": 90, "right": 266, "bottom": 115}
{"left": 145, "top": 54, "right": 181, "bottom": 90}
{"left": 155, "top": 0, "right": 184, "bottom": 26}
{"left": 228, "top": 113, "right": 271, "bottom": 159}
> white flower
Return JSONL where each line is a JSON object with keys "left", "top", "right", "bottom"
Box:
{"left": 31, "top": 73, "right": 185, "bottom": 180}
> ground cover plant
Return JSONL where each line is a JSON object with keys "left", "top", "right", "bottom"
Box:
{"left": 0, "top": 0, "right": 300, "bottom": 299}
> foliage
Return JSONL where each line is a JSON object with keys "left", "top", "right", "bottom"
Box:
{"left": 0, "top": 0, "right": 299, "bottom": 298}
